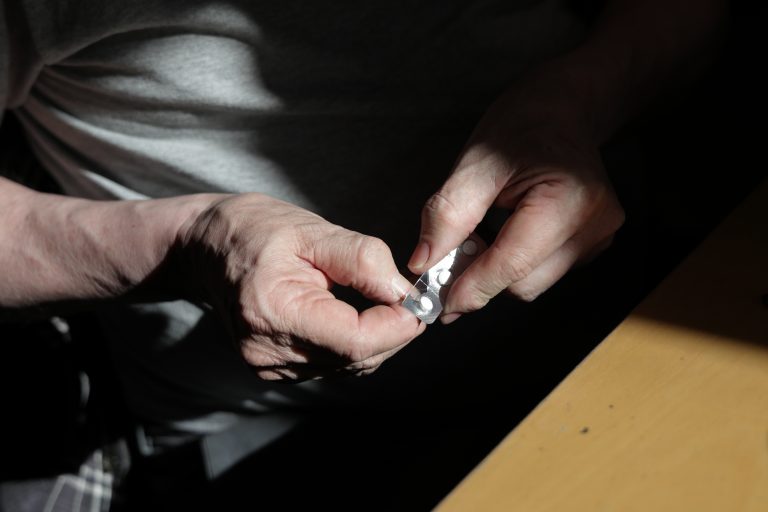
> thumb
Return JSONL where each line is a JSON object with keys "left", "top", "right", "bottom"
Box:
{"left": 408, "top": 149, "right": 505, "bottom": 274}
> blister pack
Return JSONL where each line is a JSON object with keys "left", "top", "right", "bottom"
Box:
{"left": 402, "top": 233, "right": 485, "bottom": 324}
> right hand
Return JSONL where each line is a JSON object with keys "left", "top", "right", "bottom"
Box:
{"left": 177, "top": 193, "right": 424, "bottom": 381}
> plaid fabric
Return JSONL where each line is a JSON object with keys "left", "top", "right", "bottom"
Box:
{"left": 0, "top": 316, "right": 131, "bottom": 512}
{"left": 41, "top": 449, "right": 115, "bottom": 512}
{"left": 1, "top": 441, "right": 130, "bottom": 512}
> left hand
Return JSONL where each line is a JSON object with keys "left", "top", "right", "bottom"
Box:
{"left": 408, "top": 75, "right": 625, "bottom": 322}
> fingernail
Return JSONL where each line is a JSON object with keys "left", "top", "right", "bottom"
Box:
{"left": 440, "top": 312, "right": 462, "bottom": 325}
{"left": 391, "top": 275, "right": 413, "bottom": 301}
{"left": 408, "top": 242, "right": 430, "bottom": 271}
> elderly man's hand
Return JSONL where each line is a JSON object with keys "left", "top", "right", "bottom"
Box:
{"left": 180, "top": 194, "right": 424, "bottom": 380}
{"left": 409, "top": 73, "right": 625, "bottom": 322}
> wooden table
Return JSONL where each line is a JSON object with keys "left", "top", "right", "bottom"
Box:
{"left": 437, "top": 179, "right": 768, "bottom": 512}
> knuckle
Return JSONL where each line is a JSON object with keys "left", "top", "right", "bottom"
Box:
{"left": 240, "top": 342, "right": 271, "bottom": 367}
{"left": 588, "top": 192, "right": 625, "bottom": 241}
{"left": 347, "top": 332, "right": 376, "bottom": 363}
{"left": 608, "top": 202, "right": 626, "bottom": 232}
{"left": 584, "top": 182, "right": 625, "bottom": 230}
{"left": 239, "top": 333, "right": 290, "bottom": 367}
{"left": 493, "top": 245, "right": 535, "bottom": 283}
{"left": 579, "top": 178, "right": 607, "bottom": 203}
{"left": 463, "top": 295, "right": 490, "bottom": 312}
{"left": 274, "top": 223, "right": 300, "bottom": 245}
{"left": 506, "top": 283, "right": 540, "bottom": 303}
{"left": 452, "top": 285, "right": 491, "bottom": 313}
{"left": 356, "top": 363, "right": 381, "bottom": 377}
{"left": 356, "top": 236, "right": 392, "bottom": 273}
{"left": 338, "top": 336, "right": 370, "bottom": 364}
{"left": 294, "top": 221, "right": 325, "bottom": 244}
{"left": 238, "top": 298, "right": 274, "bottom": 336}
{"left": 449, "top": 277, "right": 494, "bottom": 313}
{"left": 346, "top": 357, "right": 381, "bottom": 376}
{"left": 506, "top": 254, "right": 535, "bottom": 282}
{"left": 423, "top": 192, "right": 464, "bottom": 230}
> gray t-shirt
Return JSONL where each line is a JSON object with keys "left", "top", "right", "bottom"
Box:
{"left": 2, "top": 0, "right": 584, "bottom": 451}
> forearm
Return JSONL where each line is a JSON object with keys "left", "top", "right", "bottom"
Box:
{"left": 528, "top": 0, "right": 728, "bottom": 143}
{"left": 0, "top": 177, "right": 215, "bottom": 317}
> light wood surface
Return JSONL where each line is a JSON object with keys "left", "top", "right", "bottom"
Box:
{"left": 437, "top": 179, "right": 768, "bottom": 512}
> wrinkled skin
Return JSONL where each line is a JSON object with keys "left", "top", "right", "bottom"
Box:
{"left": 410, "top": 72, "right": 625, "bottom": 322}
{"left": 180, "top": 194, "right": 424, "bottom": 380}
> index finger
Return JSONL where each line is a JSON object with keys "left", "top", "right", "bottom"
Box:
{"left": 444, "top": 183, "right": 585, "bottom": 314}
{"left": 287, "top": 286, "right": 426, "bottom": 363}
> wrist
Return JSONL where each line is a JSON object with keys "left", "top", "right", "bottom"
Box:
{"left": 480, "top": 60, "right": 601, "bottom": 158}
{"left": 126, "top": 193, "right": 228, "bottom": 303}
{"left": 534, "top": 0, "right": 728, "bottom": 145}
{"left": 0, "top": 178, "right": 227, "bottom": 312}
{"left": 503, "top": 51, "right": 621, "bottom": 147}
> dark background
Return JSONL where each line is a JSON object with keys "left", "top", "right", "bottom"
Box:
{"left": 1, "top": 2, "right": 766, "bottom": 510}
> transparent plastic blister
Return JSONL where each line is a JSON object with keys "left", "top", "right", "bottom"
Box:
{"left": 402, "top": 234, "right": 484, "bottom": 324}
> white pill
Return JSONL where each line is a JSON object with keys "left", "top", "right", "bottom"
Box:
{"left": 461, "top": 239, "right": 478, "bottom": 256}
{"left": 418, "top": 295, "right": 434, "bottom": 312}
{"left": 437, "top": 269, "right": 452, "bottom": 285}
